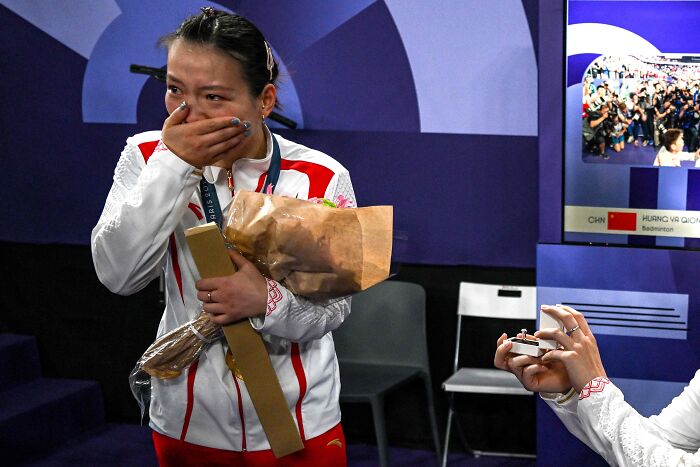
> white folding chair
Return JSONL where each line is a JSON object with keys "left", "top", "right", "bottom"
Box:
{"left": 441, "top": 282, "right": 536, "bottom": 466}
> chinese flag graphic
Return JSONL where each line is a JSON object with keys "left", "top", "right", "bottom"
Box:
{"left": 607, "top": 212, "right": 637, "bottom": 231}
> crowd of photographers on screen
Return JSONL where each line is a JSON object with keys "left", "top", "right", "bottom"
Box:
{"left": 581, "top": 58, "right": 700, "bottom": 163}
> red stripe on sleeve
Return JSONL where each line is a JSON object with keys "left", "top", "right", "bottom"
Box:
{"left": 137, "top": 140, "right": 160, "bottom": 164}
{"left": 168, "top": 234, "right": 185, "bottom": 304}
{"left": 290, "top": 343, "right": 307, "bottom": 440}
{"left": 179, "top": 360, "right": 199, "bottom": 441}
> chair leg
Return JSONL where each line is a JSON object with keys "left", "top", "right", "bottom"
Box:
{"left": 370, "top": 395, "right": 389, "bottom": 467}
{"left": 441, "top": 403, "right": 454, "bottom": 467}
{"left": 421, "top": 375, "right": 442, "bottom": 465}
{"left": 453, "top": 411, "right": 475, "bottom": 457}
{"left": 445, "top": 392, "right": 475, "bottom": 461}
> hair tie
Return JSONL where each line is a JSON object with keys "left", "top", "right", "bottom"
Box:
{"left": 264, "top": 41, "right": 274, "bottom": 82}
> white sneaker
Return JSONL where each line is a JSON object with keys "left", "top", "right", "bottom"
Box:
{"left": 627, "top": 136, "right": 634, "bottom": 143}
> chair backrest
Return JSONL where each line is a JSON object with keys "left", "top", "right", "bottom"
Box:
{"left": 451, "top": 282, "right": 537, "bottom": 373}
{"left": 333, "top": 280, "right": 429, "bottom": 370}
{"left": 457, "top": 282, "right": 536, "bottom": 320}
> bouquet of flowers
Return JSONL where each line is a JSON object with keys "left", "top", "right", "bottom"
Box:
{"left": 224, "top": 190, "right": 393, "bottom": 299}
{"left": 131, "top": 191, "right": 393, "bottom": 394}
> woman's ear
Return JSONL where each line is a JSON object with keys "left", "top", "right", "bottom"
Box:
{"left": 260, "top": 84, "right": 277, "bottom": 120}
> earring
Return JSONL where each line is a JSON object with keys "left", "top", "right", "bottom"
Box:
{"left": 261, "top": 105, "right": 266, "bottom": 121}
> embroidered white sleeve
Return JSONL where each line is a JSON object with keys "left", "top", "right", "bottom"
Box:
{"left": 249, "top": 279, "right": 351, "bottom": 342}
{"left": 91, "top": 136, "right": 199, "bottom": 295}
{"left": 577, "top": 377, "right": 700, "bottom": 466}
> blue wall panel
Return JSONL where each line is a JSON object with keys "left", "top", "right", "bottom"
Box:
{"left": 0, "top": 0, "right": 539, "bottom": 267}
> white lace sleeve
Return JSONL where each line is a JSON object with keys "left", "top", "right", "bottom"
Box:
{"left": 651, "top": 370, "right": 700, "bottom": 452}
{"left": 576, "top": 376, "right": 700, "bottom": 466}
{"left": 541, "top": 389, "right": 603, "bottom": 453}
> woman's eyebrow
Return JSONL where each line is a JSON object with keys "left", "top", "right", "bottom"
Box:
{"left": 200, "top": 84, "right": 236, "bottom": 92}
{"left": 166, "top": 73, "right": 183, "bottom": 84}
{"left": 165, "top": 74, "right": 234, "bottom": 93}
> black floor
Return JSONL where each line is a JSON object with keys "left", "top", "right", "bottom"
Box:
{"left": 26, "top": 423, "right": 535, "bottom": 467}
{"left": 348, "top": 442, "right": 535, "bottom": 466}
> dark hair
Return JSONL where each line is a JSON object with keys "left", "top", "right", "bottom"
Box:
{"left": 159, "top": 8, "right": 279, "bottom": 98}
{"left": 663, "top": 128, "right": 683, "bottom": 151}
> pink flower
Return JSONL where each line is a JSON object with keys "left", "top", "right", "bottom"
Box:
{"left": 335, "top": 195, "right": 354, "bottom": 208}
{"left": 307, "top": 196, "right": 354, "bottom": 208}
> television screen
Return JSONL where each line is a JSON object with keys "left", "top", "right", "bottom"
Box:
{"left": 564, "top": 0, "right": 700, "bottom": 248}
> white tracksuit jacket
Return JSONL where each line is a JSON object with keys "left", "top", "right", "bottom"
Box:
{"left": 91, "top": 128, "right": 355, "bottom": 451}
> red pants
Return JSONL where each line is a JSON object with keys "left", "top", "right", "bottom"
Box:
{"left": 152, "top": 423, "right": 346, "bottom": 467}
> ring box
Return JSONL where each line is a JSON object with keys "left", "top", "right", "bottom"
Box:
{"left": 507, "top": 308, "right": 564, "bottom": 357}
{"left": 507, "top": 336, "right": 545, "bottom": 357}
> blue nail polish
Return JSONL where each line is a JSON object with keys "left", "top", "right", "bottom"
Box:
{"left": 242, "top": 121, "right": 251, "bottom": 130}
{"left": 231, "top": 117, "right": 240, "bottom": 126}
{"left": 244, "top": 129, "right": 251, "bottom": 137}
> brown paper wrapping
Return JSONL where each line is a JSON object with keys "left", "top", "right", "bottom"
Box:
{"left": 185, "top": 223, "right": 304, "bottom": 458}
{"left": 224, "top": 191, "right": 393, "bottom": 299}
{"left": 139, "top": 311, "right": 222, "bottom": 379}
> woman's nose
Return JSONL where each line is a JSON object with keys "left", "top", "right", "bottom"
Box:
{"left": 184, "top": 103, "right": 208, "bottom": 123}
